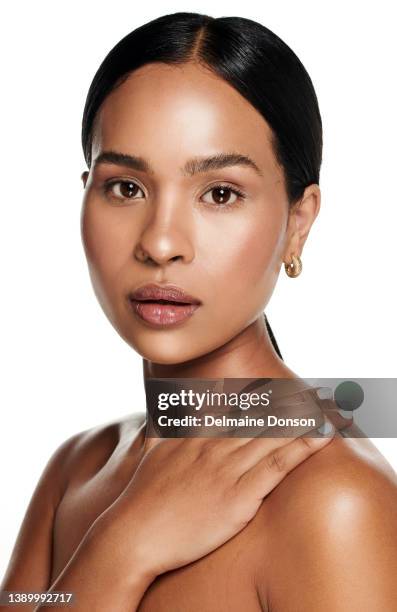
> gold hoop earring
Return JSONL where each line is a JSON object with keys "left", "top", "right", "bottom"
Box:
{"left": 284, "top": 254, "right": 302, "bottom": 278}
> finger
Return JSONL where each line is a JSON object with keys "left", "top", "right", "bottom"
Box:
{"left": 228, "top": 413, "right": 327, "bottom": 472}
{"left": 193, "top": 417, "right": 325, "bottom": 468}
{"left": 236, "top": 419, "right": 335, "bottom": 497}
{"left": 319, "top": 399, "right": 354, "bottom": 430}
{"left": 216, "top": 398, "right": 327, "bottom": 450}
{"left": 185, "top": 436, "right": 263, "bottom": 461}
{"left": 228, "top": 434, "right": 298, "bottom": 472}
{"left": 199, "top": 431, "right": 299, "bottom": 457}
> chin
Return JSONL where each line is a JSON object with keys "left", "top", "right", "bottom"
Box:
{"left": 123, "top": 336, "right": 198, "bottom": 365}
{"left": 139, "top": 349, "right": 197, "bottom": 366}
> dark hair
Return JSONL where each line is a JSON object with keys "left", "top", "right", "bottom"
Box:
{"left": 81, "top": 11, "right": 323, "bottom": 361}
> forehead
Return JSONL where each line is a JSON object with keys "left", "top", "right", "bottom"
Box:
{"left": 91, "top": 62, "right": 279, "bottom": 176}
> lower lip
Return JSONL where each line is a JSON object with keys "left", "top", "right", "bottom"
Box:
{"left": 129, "top": 299, "right": 200, "bottom": 327}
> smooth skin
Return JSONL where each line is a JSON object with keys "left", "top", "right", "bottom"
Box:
{"left": 1, "top": 61, "right": 397, "bottom": 611}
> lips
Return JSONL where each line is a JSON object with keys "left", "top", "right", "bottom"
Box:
{"left": 129, "top": 283, "right": 201, "bottom": 305}
{"left": 128, "top": 283, "right": 202, "bottom": 327}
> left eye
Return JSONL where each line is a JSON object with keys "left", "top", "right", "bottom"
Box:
{"left": 201, "top": 185, "right": 244, "bottom": 206}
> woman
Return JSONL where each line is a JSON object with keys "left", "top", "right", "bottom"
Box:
{"left": 1, "top": 11, "right": 396, "bottom": 611}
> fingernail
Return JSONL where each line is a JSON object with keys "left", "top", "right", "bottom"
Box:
{"left": 316, "top": 386, "right": 333, "bottom": 400}
{"left": 317, "top": 419, "right": 334, "bottom": 436}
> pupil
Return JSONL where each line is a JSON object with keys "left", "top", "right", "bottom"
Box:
{"left": 215, "top": 187, "right": 229, "bottom": 204}
{"left": 121, "top": 182, "right": 136, "bottom": 197}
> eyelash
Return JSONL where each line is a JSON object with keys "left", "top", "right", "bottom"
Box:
{"left": 103, "top": 179, "right": 247, "bottom": 209}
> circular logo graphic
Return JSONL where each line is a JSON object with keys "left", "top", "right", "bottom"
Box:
{"left": 334, "top": 380, "right": 364, "bottom": 412}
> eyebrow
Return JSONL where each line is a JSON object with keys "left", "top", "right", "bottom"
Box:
{"left": 93, "top": 150, "right": 263, "bottom": 177}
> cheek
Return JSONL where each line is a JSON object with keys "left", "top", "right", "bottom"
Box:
{"left": 200, "top": 210, "right": 284, "bottom": 315}
{"left": 81, "top": 196, "right": 132, "bottom": 281}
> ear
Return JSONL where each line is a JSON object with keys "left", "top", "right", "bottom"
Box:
{"left": 81, "top": 170, "right": 89, "bottom": 187}
{"left": 283, "top": 184, "right": 321, "bottom": 261}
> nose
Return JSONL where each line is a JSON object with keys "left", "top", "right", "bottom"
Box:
{"left": 134, "top": 201, "right": 195, "bottom": 267}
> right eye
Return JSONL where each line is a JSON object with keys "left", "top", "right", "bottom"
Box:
{"left": 104, "top": 180, "right": 145, "bottom": 201}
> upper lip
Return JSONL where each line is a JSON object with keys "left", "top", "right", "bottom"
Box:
{"left": 129, "top": 283, "right": 202, "bottom": 305}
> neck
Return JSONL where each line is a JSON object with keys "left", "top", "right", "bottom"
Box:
{"left": 139, "top": 317, "right": 299, "bottom": 453}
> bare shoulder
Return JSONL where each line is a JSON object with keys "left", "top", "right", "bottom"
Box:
{"left": 0, "top": 412, "right": 146, "bottom": 590}
{"left": 254, "top": 434, "right": 397, "bottom": 611}
{"left": 259, "top": 433, "right": 397, "bottom": 530}
{"left": 61, "top": 412, "right": 146, "bottom": 485}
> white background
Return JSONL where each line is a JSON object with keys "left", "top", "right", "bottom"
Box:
{"left": 1, "top": 1, "right": 396, "bottom": 578}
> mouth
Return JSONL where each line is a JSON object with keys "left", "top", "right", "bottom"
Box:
{"left": 127, "top": 283, "right": 202, "bottom": 327}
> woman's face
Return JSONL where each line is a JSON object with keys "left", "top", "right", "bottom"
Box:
{"left": 81, "top": 62, "right": 295, "bottom": 365}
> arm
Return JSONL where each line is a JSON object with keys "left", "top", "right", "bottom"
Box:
{"left": 257, "top": 441, "right": 397, "bottom": 611}
{"left": 0, "top": 432, "right": 155, "bottom": 612}
{"left": 0, "top": 433, "right": 82, "bottom": 610}
{"left": 32, "top": 514, "right": 156, "bottom": 611}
